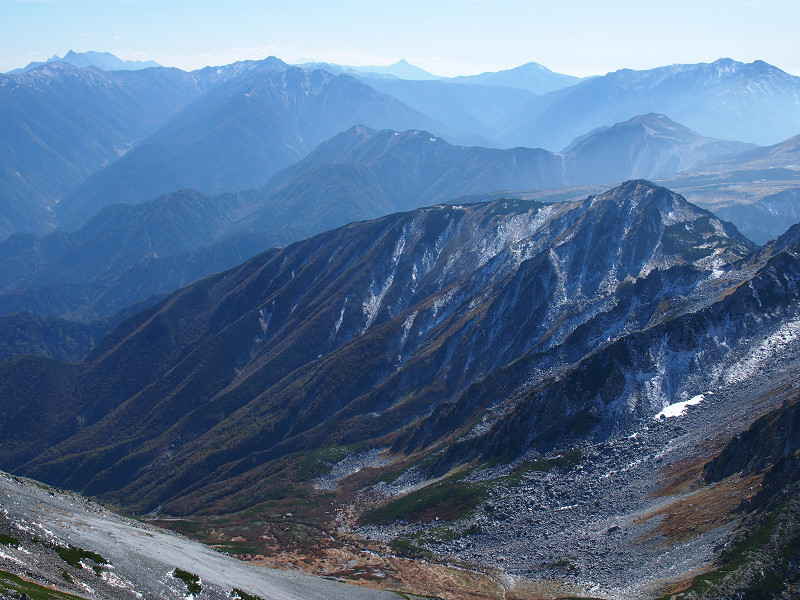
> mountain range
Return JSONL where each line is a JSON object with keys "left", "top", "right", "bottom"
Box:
{"left": 4, "top": 54, "right": 799, "bottom": 242}
{"left": 3, "top": 49, "right": 800, "bottom": 599}
{"left": 14, "top": 49, "right": 162, "bottom": 73}
{"left": 504, "top": 58, "right": 800, "bottom": 150}
{"left": 0, "top": 62, "right": 208, "bottom": 238}
{"left": 2, "top": 180, "right": 800, "bottom": 597}
{"left": 0, "top": 116, "right": 756, "bottom": 322}
{"left": 54, "top": 61, "right": 452, "bottom": 229}
{"left": 662, "top": 132, "right": 800, "bottom": 244}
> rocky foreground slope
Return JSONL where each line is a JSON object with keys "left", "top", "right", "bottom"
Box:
{"left": 0, "top": 470, "right": 403, "bottom": 600}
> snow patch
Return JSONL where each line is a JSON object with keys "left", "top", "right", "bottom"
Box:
{"left": 399, "top": 310, "right": 417, "bottom": 347}
{"left": 655, "top": 394, "right": 704, "bottom": 420}
{"left": 362, "top": 234, "right": 406, "bottom": 331}
{"left": 332, "top": 298, "right": 347, "bottom": 339}
{"left": 0, "top": 549, "right": 26, "bottom": 566}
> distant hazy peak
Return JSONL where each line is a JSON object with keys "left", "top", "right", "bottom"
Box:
{"left": 292, "top": 59, "right": 440, "bottom": 81}
{"left": 447, "top": 61, "right": 581, "bottom": 94}
{"left": 12, "top": 50, "right": 161, "bottom": 73}
{"left": 607, "top": 57, "right": 794, "bottom": 81}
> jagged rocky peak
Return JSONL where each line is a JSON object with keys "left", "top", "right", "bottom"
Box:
{"left": 580, "top": 180, "right": 755, "bottom": 272}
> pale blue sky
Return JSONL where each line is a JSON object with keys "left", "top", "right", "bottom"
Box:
{"left": 2, "top": 0, "right": 799, "bottom": 76}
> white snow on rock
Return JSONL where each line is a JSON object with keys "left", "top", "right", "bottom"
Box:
{"left": 654, "top": 394, "right": 704, "bottom": 419}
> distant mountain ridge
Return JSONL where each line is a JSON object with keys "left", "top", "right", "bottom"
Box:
{"left": 273, "top": 116, "right": 755, "bottom": 195}
{"left": 0, "top": 61, "right": 210, "bottom": 238}
{"left": 54, "top": 65, "right": 448, "bottom": 229}
{"left": 0, "top": 117, "right": 760, "bottom": 322}
{"left": 564, "top": 113, "right": 756, "bottom": 183}
{"left": 660, "top": 132, "right": 800, "bottom": 244}
{"left": 12, "top": 50, "right": 162, "bottom": 73}
{"left": 297, "top": 58, "right": 441, "bottom": 81}
{"left": 4, "top": 53, "right": 797, "bottom": 244}
{"left": 505, "top": 58, "right": 800, "bottom": 149}
{"left": 448, "top": 61, "right": 582, "bottom": 94}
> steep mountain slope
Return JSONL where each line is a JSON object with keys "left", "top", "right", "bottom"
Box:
{"left": 0, "top": 300, "right": 154, "bottom": 362}
{"left": 266, "top": 125, "right": 569, "bottom": 208}
{"left": 0, "top": 189, "right": 246, "bottom": 293}
{"left": 688, "top": 132, "right": 800, "bottom": 173}
{"left": 56, "top": 66, "right": 446, "bottom": 229}
{"left": 0, "top": 119, "right": 758, "bottom": 323}
{"left": 0, "top": 62, "right": 208, "bottom": 238}
{"left": 267, "top": 119, "right": 754, "bottom": 207}
{"left": 4, "top": 181, "right": 800, "bottom": 597}
{"left": 0, "top": 119, "right": 754, "bottom": 322}
{"left": 0, "top": 221, "right": 271, "bottom": 322}
{"left": 0, "top": 182, "right": 755, "bottom": 502}
{"left": 505, "top": 58, "right": 800, "bottom": 150}
{"left": 0, "top": 312, "right": 102, "bottom": 363}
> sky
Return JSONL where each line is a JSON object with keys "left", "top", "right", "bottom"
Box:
{"left": 2, "top": 0, "right": 799, "bottom": 77}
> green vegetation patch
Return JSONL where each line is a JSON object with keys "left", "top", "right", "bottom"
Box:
{"left": 214, "top": 541, "right": 261, "bottom": 555}
{"left": 157, "top": 519, "right": 201, "bottom": 533}
{"left": 548, "top": 556, "right": 577, "bottom": 571}
{"left": 513, "top": 450, "right": 583, "bottom": 475}
{"left": 0, "top": 569, "right": 87, "bottom": 600}
{"left": 52, "top": 543, "right": 108, "bottom": 568}
{"left": 359, "top": 473, "right": 488, "bottom": 525}
{"left": 296, "top": 442, "right": 369, "bottom": 481}
{"left": 391, "top": 522, "right": 482, "bottom": 558}
{"left": 660, "top": 500, "right": 800, "bottom": 599}
{"left": 390, "top": 591, "right": 445, "bottom": 599}
{"left": 233, "top": 588, "right": 267, "bottom": 600}
{"left": 0, "top": 533, "right": 20, "bottom": 547}
{"left": 172, "top": 568, "right": 202, "bottom": 596}
{"left": 661, "top": 217, "right": 748, "bottom": 262}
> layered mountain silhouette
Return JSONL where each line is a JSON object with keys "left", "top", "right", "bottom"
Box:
{"left": 4, "top": 55, "right": 799, "bottom": 245}
{"left": 54, "top": 66, "right": 446, "bottom": 228}
{"left": 14, "top": 49, "right": 162, "bottom": 73}
{"left": 0, "top": 62, "right": 208, "bottom": 237}
{"left": 298, "top": 59, "right": 441, "bottom": 81}
{"left": 0, "top": 118, "right": 755, "bottom": 322}
{"left": 663, "top": 132, "right": 800, "bottom": 243}
{"left": 447, "top": 61, "right": 581, "bottom": 94}
{"left": 564, "top": 113, "right": 755, "bottom": 183}
{"left": 3, "top": 50, "right": 800, "bottom": 599}
{"left": 346, "top": 77, "right": 533, "bottom": 146}
{"left": 505, "top": 58, "right": 800, "bottom": 150}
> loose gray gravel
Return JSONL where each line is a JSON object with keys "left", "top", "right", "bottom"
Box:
{"left": 0, "top": 472, "right": 398, "bottom": 600}
{"left": 351, "top": 353, "right": 800, "bottom": 599}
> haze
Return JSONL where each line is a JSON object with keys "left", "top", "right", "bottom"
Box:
{"left": 2, "top": 0, "right": 799, "bottom": 76}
